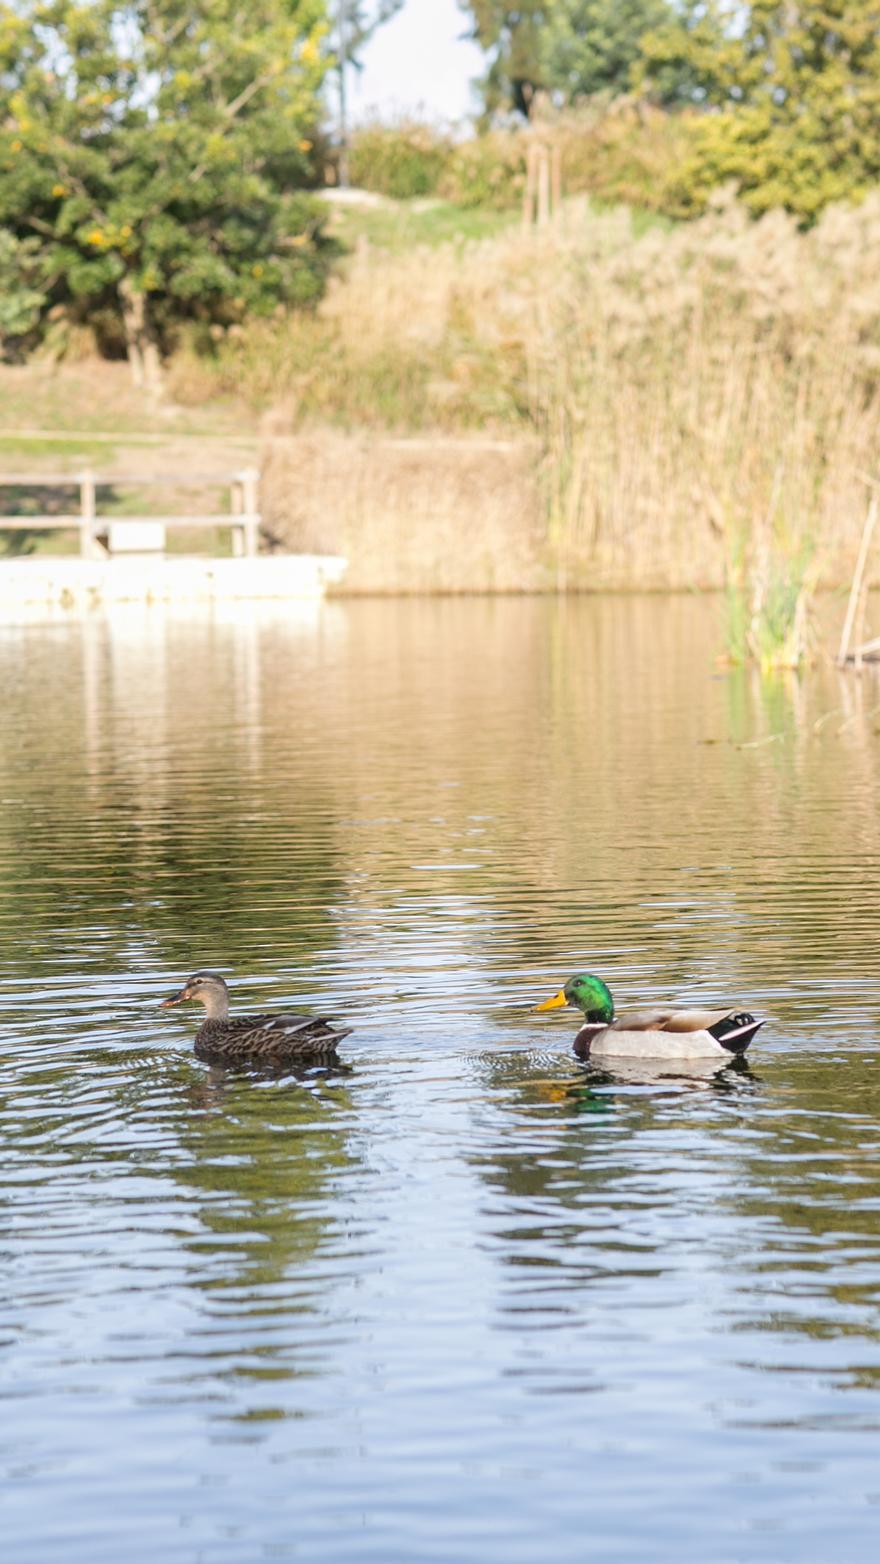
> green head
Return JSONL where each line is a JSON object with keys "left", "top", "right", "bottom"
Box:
{"left": 536, "top": 972, "right": 615, "bottom": 1024}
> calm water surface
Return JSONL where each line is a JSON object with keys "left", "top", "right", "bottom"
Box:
{"left": 1, "top": 596, "right": 879, "bottom": 1562}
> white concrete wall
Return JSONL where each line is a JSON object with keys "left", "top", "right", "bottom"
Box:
{"left": 0, "top": 555, "right": 348, "bottom": 622}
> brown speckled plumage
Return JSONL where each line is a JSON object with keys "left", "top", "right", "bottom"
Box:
{"left": 161, "top": 971, "right": 351, "bottom": 1067}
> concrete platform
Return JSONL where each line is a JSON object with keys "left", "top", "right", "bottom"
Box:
{"left": 0, "top": 554, "right": 347, "bottom": 621}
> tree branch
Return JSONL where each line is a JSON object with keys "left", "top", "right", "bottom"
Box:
{"left": 223, "top": 69, "right": 276, "bottom": 122}
{"left": 187, "top": 68, "right": 277, "bottom": 184}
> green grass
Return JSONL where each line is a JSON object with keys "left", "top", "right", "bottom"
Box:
{"left": 327, "top": 198, "right": 519, "bottom": 254}
{"left": 326, "top": 192, "right": 671, "bottom": 259}
{"left": 0, "top": 528, "right": 80, "bottom": 558}
{"left": 164, "top": 527, "right": 234, "bottom": 556}
{"left": 587, "top": 197, "right": 675, "bottom": 238}
{"left": 0, "top": 435, "right": 117, "bottom": 462}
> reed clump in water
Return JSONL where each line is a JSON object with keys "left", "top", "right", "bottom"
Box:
{"left": 725, "top": 538, "right": 820, "bottom": 671}
{"left": 170, "top": 192, "right": 880, "bottom": 609}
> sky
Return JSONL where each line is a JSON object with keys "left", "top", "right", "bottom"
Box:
{"left": 349, "top": 0, "right": 485, "bottom": 126}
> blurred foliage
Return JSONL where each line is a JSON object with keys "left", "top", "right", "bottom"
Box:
{"left": 461, "top": 0, "right": 683, "bottom": 116}
{"left": 543, "top": 0, "right": 678, "bottom": 101}
{"left": 441, "top": 130, "right": 528, "bottom": 209}
{"left": 343, "top": 102, "right": 700, "bottom": 218}
{"left": 438, "top": 100, "right": 689, "bottom": 214}
{"left": 641, "top": 0, "right": 880, "bottom": 222}
{"left": 326, "top": 197, "right": 516, "bottom": 251}
{"left": 460, "top": 1, "right": 880, "bottom": 223}
{"left": 348, "top": 121, "right": 452, "bottom": 198}
{"left": 538, "top": 98, "right": 693, "bottom": 212}
{"left": 0, "top": 228, "right": 46, "bottom": 348}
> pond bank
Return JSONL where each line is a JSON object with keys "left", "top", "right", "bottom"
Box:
{"left": 260, "top": 431, "right": 873, "bottom": 596}
{"left": 260, "top": 430, "right": 728, "bottom": 594}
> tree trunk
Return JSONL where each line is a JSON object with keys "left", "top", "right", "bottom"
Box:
{"left": 119, "top": 276, "right": 163, "bottom": 399}
{"left": 337, "top": 1, "right": 350, "bottom": 187}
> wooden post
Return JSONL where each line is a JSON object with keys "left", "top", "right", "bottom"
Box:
{"left": 551, "top": 144, "right": 562, "bottom": 220}
{"left": 337, "top": 0, "right": 350, "bottom": 189}
{"left": 523, "top": 142, "right": 538, "bottom": 229}
{"left": 79, "top": 469, "right": 96, "bottom": 558}
{"left": 230, "top": 475, "right": 244, "bottom": 557}
{"left": 854, "top": 579, "right": 871, "bottom": 671}
{"left": 837, "top": 493, "right": 878, "bottom": 665}
{"left": 240, "top": 467, "right": 260, "bottom": 557}
{"left": 537, "top": 146, "right": 550, "bottom": 228}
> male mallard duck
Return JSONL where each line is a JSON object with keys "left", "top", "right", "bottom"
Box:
{"left": 536, "top": 973, "right": 763, "bottom": 1060}
{"left": 160, "top": 972, "right": 351, "bottom": 1067}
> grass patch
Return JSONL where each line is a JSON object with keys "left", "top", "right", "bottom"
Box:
{"left": 325, "top": 198, "right": 519, "bottom": 254}
{"left": 0, "top": 435, "right": 116, "bottom": 463}
{"left": 0, "top": 361, "right": 256, "bottom": 442}
{"left": 164, "top": 527, "right": 234, "bottom": 556}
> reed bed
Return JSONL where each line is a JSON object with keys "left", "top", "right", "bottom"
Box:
{"left": 171, "top": 192, "right": 880, "bottom": 622}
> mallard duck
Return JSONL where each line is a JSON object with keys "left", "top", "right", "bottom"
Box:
{"left": 536, "top": 972, "right": 764, "bottom": 1060}
{"left": 160, "top": 971, "right": 351, "bottom": 1066}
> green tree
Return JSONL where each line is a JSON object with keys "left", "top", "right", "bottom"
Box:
{"left": 642, "top": 0, "right": 880, "bottom": 220}
{"left": 0, "top": 1, "right": 332, "bottom": 388}
{"left": 462, "top": 2, "right": 552, "bottom": 118}
{"left": 543, "top": 0, "right": 676, "bottom": 102}
{"left": 462, "top": 0, "right": 685, "bottom": 115}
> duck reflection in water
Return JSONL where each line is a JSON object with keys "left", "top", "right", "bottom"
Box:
{"left": 522, "top": 1052, "right": 755, "bottom": 1112}
{"left": 578, "top": 1051, "right": 756, "bottom": 1091}
{"left": 161, "top": 1056, "right": 361, "bottom": 1429}
{"left": 183, "top": 1056, "right": 353, "bottom": 1113}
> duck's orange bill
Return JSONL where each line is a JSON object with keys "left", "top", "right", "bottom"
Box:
{"left": 535, "top": 989, "right": 569, "bottom": 1011}
{"left": 160, "top": 988, "right": 188, "bottom": 1007}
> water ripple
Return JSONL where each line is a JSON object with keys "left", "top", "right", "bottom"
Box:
{"left": 1, "top": 599, "right": 879, "bottom": 1562}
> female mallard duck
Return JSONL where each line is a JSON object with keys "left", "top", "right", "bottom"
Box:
{"left": 536, "top": 973, "right": 763, "bottom": 1060}
{"left": 161, "top": 972, "right": 351, "bottom": 1066}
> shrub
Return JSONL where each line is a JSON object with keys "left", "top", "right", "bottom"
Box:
{"left": 547, "top": 98, "right": 694, "bottom": 214}
{"left": 341, "top": 104, "right": 687, "bottom": 216}
{"left": 640, "top": 0, "right": 880, "bottom": 226}
{"left": 436, "top": 101, "right": 693, "bottom": 218}
{"left": 440, "top": 131, "right": 527, "bottom": 210}
{"left": 347, "top": 121, "right": 452, "bottom": 200}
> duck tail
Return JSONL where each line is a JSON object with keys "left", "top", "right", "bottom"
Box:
{"left": 710, "top": 1013, "right": 764, "bottom": 1054}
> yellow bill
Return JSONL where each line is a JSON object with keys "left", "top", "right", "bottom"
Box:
{"left": 535, "top": 988, "right": 569, "bottom": 1011}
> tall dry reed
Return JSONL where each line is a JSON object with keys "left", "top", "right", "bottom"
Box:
{"left": 523, "top": 195, "right": 880, "bottom": 601}
{"left": 172, "top": 192, "right": 880, "bottom": 617}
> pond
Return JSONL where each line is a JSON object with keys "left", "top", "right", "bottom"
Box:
{"left": 1, "top": 596, "right": 879, "bottom": 1562}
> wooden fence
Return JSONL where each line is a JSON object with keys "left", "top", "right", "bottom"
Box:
{"left": 0, "top": 468, "right": 261, "bottom": 558}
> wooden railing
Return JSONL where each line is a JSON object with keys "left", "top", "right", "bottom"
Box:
{"left": 0, "top": 468, "right": 261, "bottom": 557}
